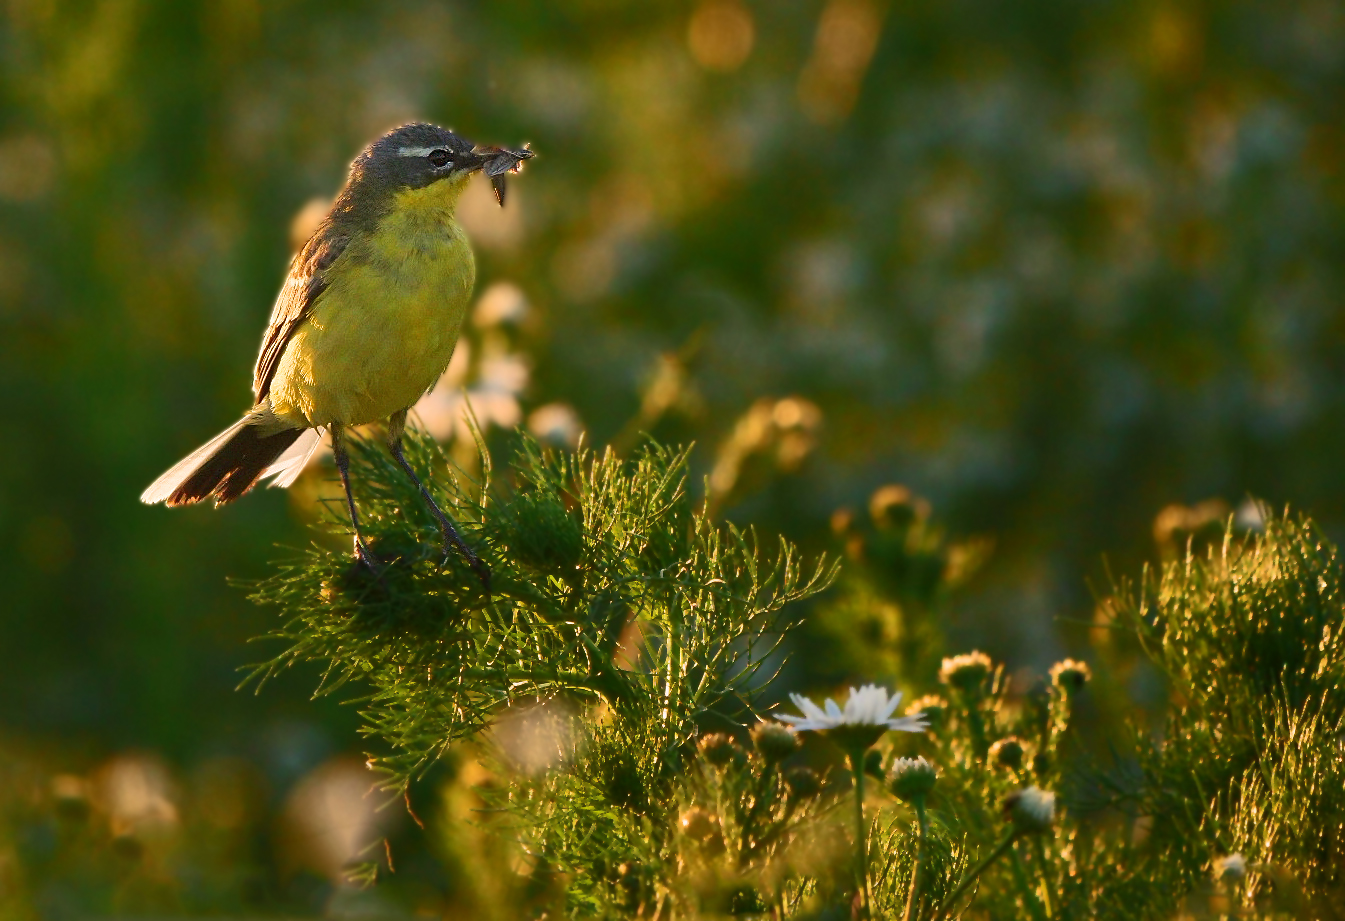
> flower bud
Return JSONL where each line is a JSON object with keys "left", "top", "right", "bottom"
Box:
{"left": 1002, "top": 786, "right": 1055, "bottom": 835}
{"left": 679, "top": 806, "right": 720, "bottom": 842}
{"left": 888, "top": 756, "right": 938, "bottom": 802}
{"left": 1212, "top": 853, "right": 1246, "bottom": 882}
{"left": 784, "top": 766, "right": 822, "bottom": 799}
{"left": 698, "top": 733, "right": 745, "bottom": 769}
{"left": 1050, "top": 659, "right": 1091, "bottom": 693}
{"left": 989, "top": 736, "right": 1024, "bottom": 770}
{"left": 940, "top": 651, "right": 993, "bottom": 692}
{"left": 750, "top": 721, "right": 798, "bottom": 763}
{"left": 617, "top": 862, "right": 643, "bottom": 903}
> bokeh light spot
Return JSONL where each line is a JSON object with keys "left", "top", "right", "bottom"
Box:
{"left": 688, "top": 0, "right": 756, "bottom": 73}
{"left": 798, "top": 0, "right": 883, "bottom": 124}
{"left": 0, "top": 134, "right": 57, "bottom": 202}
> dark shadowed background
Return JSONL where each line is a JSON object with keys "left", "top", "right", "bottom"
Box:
{"left": 2, "top": 0, "right": 1343, "bottom": 912}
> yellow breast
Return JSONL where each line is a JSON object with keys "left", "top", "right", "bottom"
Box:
{"left": 267, "top": 178, "right": 476, "bottom": 428}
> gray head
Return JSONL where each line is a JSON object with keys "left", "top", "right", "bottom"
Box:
{"left": 328, "top": 123, "right": 533, "bottom": 227}
{"left": 356, "top": 123, "right": 479, "bottom": 192}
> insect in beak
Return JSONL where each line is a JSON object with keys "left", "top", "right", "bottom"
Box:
{"left": 474, "top": 144, "right": 534, "bottom": 207}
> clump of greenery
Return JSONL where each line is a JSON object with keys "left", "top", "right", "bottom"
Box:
{"left": 1094, "top": 512, "right": 1345, "bottom": 916}
{"left": 802, "top": 484, "right": 991, "bottom": 690}
{"left": 245, "top": 429, "right": 834, "bottom": 795}
{"left": 241, "top": 432, "right": 1345, "bottom": 919}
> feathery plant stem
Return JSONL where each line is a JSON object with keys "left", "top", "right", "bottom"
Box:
{"left": 933, "top": 830, "right": 1018, "bottom": 921}
{"left": 238, "top": 432, "right": 1345, "bottom": 918}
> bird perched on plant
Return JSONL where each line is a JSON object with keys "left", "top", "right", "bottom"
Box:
{"left": 141, "top": 123, "right": 533, "bottom": 586}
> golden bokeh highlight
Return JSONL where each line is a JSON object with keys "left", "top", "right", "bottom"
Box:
{"left": 687, "top": 0, "right": 756, "bottom": 73}
{"left": 289, "top": 196, "right": 332, "bottom": 251}
{"left": 798, "top": 0, "right": 884, "bottom": 125}
{"left": 1147, "top": 5, "right": 1204, "bottom": 78}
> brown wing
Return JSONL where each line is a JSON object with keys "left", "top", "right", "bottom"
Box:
{"left": 252, "top": 227, "right": 349, "bottom": 401}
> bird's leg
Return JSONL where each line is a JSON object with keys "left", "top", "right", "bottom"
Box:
{"left": 331, "top": 423, "right": 379, "bottom": 569}
{"left": 385, "top": 411, "right": 490, "bottom": 589}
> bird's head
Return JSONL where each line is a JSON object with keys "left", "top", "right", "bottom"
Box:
{"left": 341, "top": 123, "right": 533, "bottom": 217}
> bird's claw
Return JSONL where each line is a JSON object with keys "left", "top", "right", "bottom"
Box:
{"left": 353, "top": 536, "right": 384, "bottom": 572}
{"left": 437, "top": 531, "right": 491, "bottom": 592}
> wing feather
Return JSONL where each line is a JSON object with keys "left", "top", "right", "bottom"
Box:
{"left": 252, "top": 227, "right": 348, "bottom": 401}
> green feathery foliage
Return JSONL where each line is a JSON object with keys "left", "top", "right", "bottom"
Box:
{"left": 237, "top": 436, "right": 1345, "bottom": 918}
{"left": 243, "top": 428, "right": 836, "bottom": 795}
{"left": 1108, "top": 511, "right": 1345, "bottom": 915}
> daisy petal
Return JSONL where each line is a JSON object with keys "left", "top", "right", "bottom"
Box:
{"left": 790, "top": 692, "right": 827, "bottom": 722}
{"left": 887, "top": 712, "right": 928, "bottom": 733}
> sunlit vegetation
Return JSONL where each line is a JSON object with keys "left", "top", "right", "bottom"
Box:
{"left": 5, "top": 0, "right": 1344, "bottom": 915}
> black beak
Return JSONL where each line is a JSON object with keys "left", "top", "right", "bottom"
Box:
{"left": 464, "top": 143, "right": 534, "bottom": 207}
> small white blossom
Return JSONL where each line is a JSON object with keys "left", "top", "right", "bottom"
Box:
{"left": 779, "top": 685, "right": 927, "bottom": 752}
{"left": 1213, "top": 853, "right": 1246, "bottom": 881}
{"left": 779, "top": 685, "right": 928, "bottom": 734}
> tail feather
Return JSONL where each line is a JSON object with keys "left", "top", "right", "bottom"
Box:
{"left": 142, "top": 415, "right": 304, "bottom": 507}
{"left": 262, "top": 427, "right": 325, "bottom": 489}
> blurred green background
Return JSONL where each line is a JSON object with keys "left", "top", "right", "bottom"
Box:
{"left": 2, "top": 0, "right": 1343, "bottom": 912}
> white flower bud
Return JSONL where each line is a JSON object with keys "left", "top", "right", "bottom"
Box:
{"left": 1003, "top": 785, "right": 1055, "bottom": 835}
{"left": 1213, "top": 853, "right": 1246, "bottom": 881}
{"left": 888, "top": 756, "right": 938, "bottom": 802}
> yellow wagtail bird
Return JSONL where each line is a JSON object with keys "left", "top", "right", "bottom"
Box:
{"left": 142, "top": 123, "right": 533, "bottom": 585}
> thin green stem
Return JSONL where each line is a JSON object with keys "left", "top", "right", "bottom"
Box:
{"left": 964, "top": 699, "right": 989, "bottom": 761}
{"left": 1008, "top": 842, "right": 1048, "bottom": 921}
{"left": 931, "top": 830, "right": 1018, "bottom": 921}
{"left": 848, "top": 750, "right": 872, "bottom": 918}
{"left": 1031, "top": 835, "right": 1055, "bottom": 919}
{"left": 902, "top": 797, "right": 929, "bottom": 921}
{"left": 738, "top": 765, "right": 776, "bottom": 863}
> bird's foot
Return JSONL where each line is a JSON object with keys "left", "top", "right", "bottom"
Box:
{"left": 438, "top": 531, "right": 491, "bottom": 593}
{"left": 353, "top": 536, "right": 385, "bottom": 572}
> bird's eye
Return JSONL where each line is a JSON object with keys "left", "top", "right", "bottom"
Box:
{"left": 428, "top": 149, "right": 452, "bottom": 168}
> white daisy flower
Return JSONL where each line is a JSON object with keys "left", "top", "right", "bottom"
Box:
{"left": 779, "top": 684, "right": 928, "bottom": 751}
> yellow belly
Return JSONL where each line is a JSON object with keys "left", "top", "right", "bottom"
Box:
{"left": 267, "top": 201, "right": 476, "bottom": 428}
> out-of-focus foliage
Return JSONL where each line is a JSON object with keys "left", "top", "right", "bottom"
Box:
{"left": 6, "top": 0, "right": 1345, "bottom": 749}
{"left": 4, "top": 0, "right": 1344, "bottom": 914}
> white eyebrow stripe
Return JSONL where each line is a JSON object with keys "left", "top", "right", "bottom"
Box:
{"left": 397, "top": 146, "right": 446, "bottom": 158}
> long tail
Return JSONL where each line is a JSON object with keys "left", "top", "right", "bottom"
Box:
{"left": 141, "top": 411, "right": 306, "bottom": 507}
